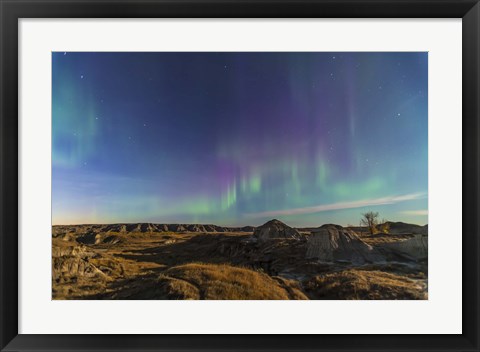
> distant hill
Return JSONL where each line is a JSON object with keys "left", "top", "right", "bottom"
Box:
{"left": 383, "top": 222, "right": 428, "bottom": 235}
{"left": 53, "top": 221, "right": 427, "bottom": 236}
{"left": 52, "top": 223, "right": 255, "bottom": 235}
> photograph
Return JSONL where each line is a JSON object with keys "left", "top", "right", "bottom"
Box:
{"left": 52, "top": 51, "right": 428, "bottom": 300}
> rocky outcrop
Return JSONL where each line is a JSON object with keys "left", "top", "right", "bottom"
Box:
{"left": 52, "top": 244, "right": 106, "bottom": 282}
{"left": 383, "top": 234, "right": 428, "bottom": 260}
{"left": 253, "top": 219, "right": 301, "bottom": 241}
{"left": 306, "top": 225, "right": 384, "bottom": 264}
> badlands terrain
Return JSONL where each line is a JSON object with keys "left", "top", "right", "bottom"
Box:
{"left": 52, "top": 220, "right": 428, "bottom": 300}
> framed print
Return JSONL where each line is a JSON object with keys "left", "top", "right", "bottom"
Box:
{"left": 1, "top": 0, "right": 479, "bottom": 351}
{"left": 50, "top": 50, "right": 429, "bottom": 301}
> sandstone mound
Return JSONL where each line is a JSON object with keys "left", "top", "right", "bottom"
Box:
{"left": 383, "top": 234, "right": 428, "bottom": 260}
{"left": 253, "top": 219, "right": 301, "bottom": 241}
{"left": 306, "top": 225, "right": 384, "bottom": 264}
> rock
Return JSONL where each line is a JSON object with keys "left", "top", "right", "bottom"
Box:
{"left": 51, "top": 244, "right": 107, "bottom": 281}
{"left": 306, "top": 224, "right": 384, "bottom": 264}
{"left": 253, "top": 219, "right": 301, "bottom": 241}
{"left": 383, "top": 234, "right": 428, "bottom": 260}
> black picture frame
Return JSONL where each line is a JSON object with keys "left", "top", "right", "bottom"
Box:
{"left": 1, "top": 0, "right": 479, "bottom": 351}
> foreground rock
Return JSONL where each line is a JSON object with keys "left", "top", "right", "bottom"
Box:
{"left": 306, "top": 225, "right": 384, "bottom": 264}
{"left": 253, "top": 219, "right": 301, "bottom": 241}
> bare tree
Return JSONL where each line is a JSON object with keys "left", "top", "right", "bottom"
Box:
{"left": 360, "top": 211, "right": 379, "bottom": 234}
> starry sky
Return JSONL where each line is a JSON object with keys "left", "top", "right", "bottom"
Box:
{"left": 52, "top": 52, "right": 428, "bottom": 227}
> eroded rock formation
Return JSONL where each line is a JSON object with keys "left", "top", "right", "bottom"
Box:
{"left": 253, "top": 219, "right": 301, "bottom": 241}
{"left": 383, "top": 234, "right": 428, "bottom": 260}
{"left": 306, "top": 225, "right": 384, "bottom": 264}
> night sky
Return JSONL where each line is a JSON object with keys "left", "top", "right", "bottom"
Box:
{"left": 52, "top": 52, "right": 428, "bottom": 226}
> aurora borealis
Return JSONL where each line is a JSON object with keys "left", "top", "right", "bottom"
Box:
{"left": 52, "top": 52, "right": 428, "bottom": 226}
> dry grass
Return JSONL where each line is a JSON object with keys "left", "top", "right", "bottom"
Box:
{"left": 359, "top": 233, "right": 414, "bottom": 246}
{"left": 304, "top": 269, "right": 427, "bottom": 300}
{"left": 161, "top": 263, "right": 297, "bottom": 300}
{"left": 87, "top": 263, "right": 306, "bottom": 300}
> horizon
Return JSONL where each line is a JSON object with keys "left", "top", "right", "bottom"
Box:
{"left": 52, "top": 52, "right": 428, "bottom": 226}
{"left": 51, "top": 218, "right": 428, "bottom": 228}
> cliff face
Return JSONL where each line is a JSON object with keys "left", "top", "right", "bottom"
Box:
{"left": 306, "top": 225, "right": 384, "bottom": 264}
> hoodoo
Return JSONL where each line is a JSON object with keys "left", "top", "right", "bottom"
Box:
{"left": 306, "top": 224, "right": 384, "bottom": 264}
{"left": 253, "top": 219, "right": 301, "bottom": 241}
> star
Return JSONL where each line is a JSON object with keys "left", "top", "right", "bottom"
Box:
{"left": 51, "top": 51, "right": 428, "bottom": 228}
